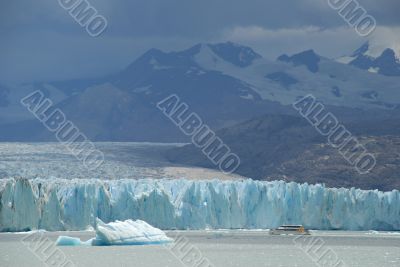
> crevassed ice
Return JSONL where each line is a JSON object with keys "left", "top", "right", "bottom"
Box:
{"left": 0, "top": 178, "right": 399, "bottom": 232}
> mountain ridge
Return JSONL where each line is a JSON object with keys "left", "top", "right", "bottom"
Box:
{"left": 1, "top": 41, "right": 400, "bottom": 142}
{"left": 337, "top": 42, "right": 400, "bottom": 76}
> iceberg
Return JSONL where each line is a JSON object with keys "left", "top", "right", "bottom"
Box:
{"left": 56, "top": 218, "right": 173, "bottom": 246}
{"left": 0, "top": 178, "right": 399, "bottom": 231}
{"left": 56, "top": 236, "right": 88, "bottom": 246}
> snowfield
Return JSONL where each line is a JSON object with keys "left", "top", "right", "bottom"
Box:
{"left": 0, "top": 142, "right": 241, "bottom": 181}
{"left": 0, "top": 178, "right": 399, "bottom": 232}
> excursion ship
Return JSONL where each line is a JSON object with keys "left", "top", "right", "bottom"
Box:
{"left": 269, "top": 225, "right": 310, "bottom": 235}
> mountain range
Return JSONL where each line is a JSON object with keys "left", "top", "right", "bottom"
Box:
{"left": 1, "top": 41, "right": 400, "bottom": 189}
{"left": 1, "top": 41, "right": 400, "bottom": 142}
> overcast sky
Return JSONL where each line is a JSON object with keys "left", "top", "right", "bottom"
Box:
{"left": 0, "top": 0, "right": 399, "bottom": 83}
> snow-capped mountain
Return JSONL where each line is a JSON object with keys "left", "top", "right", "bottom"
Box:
{"left": 207, "top": 42, "right": 262, "bottom": 67}
{"left": 1, "top": 43, "right": 279, "bottom": 141}
{"left": 277, "top": 50, "right": 321, "bottom": 73}
{"left": 196, "top": 44, "right": 400, "bottom": 109}
{"left": 1, "top": 41, "right": 400, "bottom": 142}
{"left": 337, "top": 42, "right": 400, "bottom": 76}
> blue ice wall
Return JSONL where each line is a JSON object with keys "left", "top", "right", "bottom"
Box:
{"left": 0, "top": 178, "right": 399, "bottom": 231}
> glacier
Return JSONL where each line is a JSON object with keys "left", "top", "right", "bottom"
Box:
{"left": 0, "top": 178, "right": 399, "bottom": 232}
{"left": 56, "top": 218, "right": 173, "bottom": 246}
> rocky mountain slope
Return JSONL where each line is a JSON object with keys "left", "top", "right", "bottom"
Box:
{"left": 166, "top": 114, "right": 400, "bottom": 191}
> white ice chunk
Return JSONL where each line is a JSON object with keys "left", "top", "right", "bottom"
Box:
{"left": 93, "top": 218, "right": 173, "bottom": 245}
{"left": 56, "top": 218, "right": 173, "bottom": 246}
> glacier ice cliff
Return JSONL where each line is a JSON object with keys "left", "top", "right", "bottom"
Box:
{"left": 0, "top": 178, "right": 399, "bottom": 232}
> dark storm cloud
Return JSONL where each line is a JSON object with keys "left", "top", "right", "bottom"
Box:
{"left": 2, "top": 0, "right": 399, "bottom": 36}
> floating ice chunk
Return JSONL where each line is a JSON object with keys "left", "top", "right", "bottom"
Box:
{"left": 56, "top": 218, "right": 173, "bottom": 246}
{"left": 93, "top": 218, "right": 173, "bottom": 246}
{"left": 56, "top": 236, "right": 90, "bottom": 246}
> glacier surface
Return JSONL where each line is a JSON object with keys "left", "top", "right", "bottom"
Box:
{"left": 0, "top": 178, "right": 399, "bottom": 232}
{"left": 56, "top": 218, "right": 172, "bottom": 246}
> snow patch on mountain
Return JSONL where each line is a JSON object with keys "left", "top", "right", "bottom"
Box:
{"left": 368, "top": 67, "right": 379, "bottom": 74}
{"left": 208, "top": 42, "right": 262, "bottom": 67}
{"left": 149, "top": 57, "right": 173, "bottom": 70}
{"left": 336, "top": 56, "right": 356, "bottom": 64}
